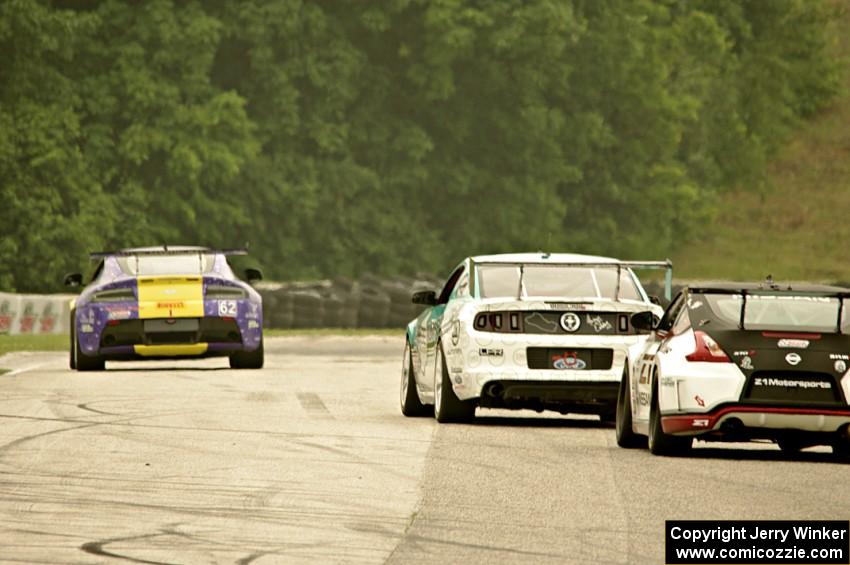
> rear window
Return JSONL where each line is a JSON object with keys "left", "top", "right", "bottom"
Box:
{"left": 696, "top": 293, "right": 848, "bottom": 333}
{"left": 476, "top": 265, "right": 642, "bottom": 300}
{"left": 117, "top": 253, "right": 217, "bottom": 276}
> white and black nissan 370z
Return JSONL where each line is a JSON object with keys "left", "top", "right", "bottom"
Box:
{"left": 618, "top": 281, "right": 850, "bottom": 458}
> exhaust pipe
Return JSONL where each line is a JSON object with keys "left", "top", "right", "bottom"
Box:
{"left": 485, "top": 382, "right": 504, "bottom": 399}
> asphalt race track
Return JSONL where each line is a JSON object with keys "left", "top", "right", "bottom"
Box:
{"left": 1, "top": 336, "right": 849, "bottom": 564}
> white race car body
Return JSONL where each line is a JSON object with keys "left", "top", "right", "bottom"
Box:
{"left": 404, "top": 253, "right": 667, "bottom": 419}
{"left": 622, "top": 283, "right": 850, "bottom": 454}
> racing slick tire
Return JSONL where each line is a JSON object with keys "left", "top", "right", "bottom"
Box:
{"left": 616, "top": 367, "right": 646, "bottom": 448}
{"left": 400, "top": 340, "right": 431, "bottom": 417}
{"left": 648, "top": 382, "right": 692, "bottom": 456}
{"left": 434, "top": 344, "right": 475, "bottom": 423}
{"left": 230, "top": 340, "right": 264, "bottom": 369}
{"left": 832, "top": 427, "right": 850, "bottom": 461}
{"left": 777, "top": 437, "right": 808, "bottom": 454}
{"left": 69, "top": 309, "right": 76, "bottom": 370}
{"left": 74, "top": 324, "right": 105, "bottom": 372}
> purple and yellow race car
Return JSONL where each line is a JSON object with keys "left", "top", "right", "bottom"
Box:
{"left": 64, "top": 246, "right": 264, "bottom": 371}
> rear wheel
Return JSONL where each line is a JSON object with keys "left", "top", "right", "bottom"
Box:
{"left": 648, "top": 383, "right": 692, "bottom": 456}
{"left": 777, "top": 437, "right": 808, "bottom": 453}
{"left": 68, "top": 310, "right": 76, "bottom": 370}
{"left": 74, "top": 329, "right": 105, "bottom": 372}
{"left": 400, "top": 341, "right": 430, "bottom": 417}
{"left": 230, "top": 340, "right": 264, "bottom": 369}
{"left": 832, "top": 428, "right": 850, "bottom": 461}
{"left": 434, "top": 344, "right": 475, "bottom": 423}
{"left": 616, "top": 367, "right": 646, "bottom": 448}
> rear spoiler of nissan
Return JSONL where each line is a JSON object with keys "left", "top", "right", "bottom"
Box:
{"left": 690, "top": 285, "right": 850, "bottom": 334}
{"left": 477, "top": 259, "right": 674, "bottom": 302}
{"left": 89, "top": 248, "right": 248, "bottom": 260}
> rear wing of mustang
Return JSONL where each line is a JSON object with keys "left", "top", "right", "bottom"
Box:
{"left": 89, "top": 248, "right": 248, "bottom": 260}
{"left": 475, "top": 259, "right": 674, "bottom": 302}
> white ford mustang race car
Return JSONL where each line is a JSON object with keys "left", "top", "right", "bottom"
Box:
{"left": 617, "top": 281, "right": 850, "bottom": 458}
{"left": 399, "top": 253, "right": 669, "bottom": 422}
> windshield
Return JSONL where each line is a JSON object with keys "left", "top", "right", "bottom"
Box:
{"left": 117, "top": 253, "right": 216, "bottom": 276}
{"left": 701, "top": 293, "right": 847, "bottom": 332}
{"left": 476, "top": 264, "right": 643, "bottom": 300}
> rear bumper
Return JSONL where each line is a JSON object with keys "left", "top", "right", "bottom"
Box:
{"left": 662, "top": 404, "right": 850, "bottom": 436}
{"left": 477, "top": 379, "right": 619, "bottom": 414}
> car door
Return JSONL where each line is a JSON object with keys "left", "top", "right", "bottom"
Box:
{"left": 423, "top": 263, "right": 466, "bottom": 393}
{"left": 632, "top": 291, "right": 687, "bottom": 424}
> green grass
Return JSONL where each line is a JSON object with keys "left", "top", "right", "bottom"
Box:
{"left": 672, "top": 14, "right": 850, "bottom": 284}
{"left": 264, "top": 328, "right": 403, "bottom": 337}
{"left": 0, "top": 334, "right": 68, "bottom": 357}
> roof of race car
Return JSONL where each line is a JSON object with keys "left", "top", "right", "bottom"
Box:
{"left": 470, "top": 252, "right": 622, "bottom": 264}
{"left": 688, "top": 281, "right": 850, "bottom": 295}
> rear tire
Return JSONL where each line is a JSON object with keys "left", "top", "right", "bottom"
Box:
{"left": 230, "top": 340, "right": 264, "bottom": 369}
{"left": 401, "top": 341, "right": 430, "bottom": 417}
{"left": 434, "top": 344, "right": 475, "bottom": 423}
{"left": 648, "top": 382, "right": 692, "bottom": 456}
{"left": 69, "top": 310, "right": 76, "bottom": 370}
{"left": 75, "top": 329, "right": 105, "bottom": 372}
{"left": 616, "top": 367, "right": 646, "bottom": 448}
{"left": 777, "top": 437, "right": 806, "bottom": 453}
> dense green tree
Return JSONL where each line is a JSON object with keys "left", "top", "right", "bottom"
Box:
{"left": 0, "top": 0, "right": 843, "bottom": 291}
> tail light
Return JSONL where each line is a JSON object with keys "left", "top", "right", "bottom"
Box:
{"left": 92, "top": 288, "right": 135, "bottom": 302}
{"left": 206, "top": 285, "right": 247, "bottom": 299}
{"left": 474, "top": 312, "right": 522, "bottom": 333}
{"left": 685, "top": 331, "right": 730, "bottom": 363}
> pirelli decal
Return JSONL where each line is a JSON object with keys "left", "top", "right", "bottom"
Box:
{"left": 137, "top": 277, "right": 204, "bottom": 319}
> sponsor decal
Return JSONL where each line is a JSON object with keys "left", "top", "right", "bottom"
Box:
{"left": 835, "top": 360, "right": 847, "bottom": 374}
{"left": 551, "top": 351, "right": 586, "bottom": 370}
{"left": 785, "top": 352, "right": 802, "bottom": 366}
{"left": 548, "top": 302, "right": 591, "bottom": 311}
{"left": 586, "top": 314, "right": 612, "bottom": 333}
{"left": 694, "top": 395, "right": 705, "bottom": 407}
{"left": 107, "top": 309, "right": 132, "bottom": 321}
{"left": 638, "top": 391, "right": 650, "bottom": 405}
{"left": 247, "top": 320, "right": 259, "bottom": 329}
{"left": 829, "top": 353, "right": 849, "bottom": 360}
{"left": 753, "top": 377, "right": 831, "bottom": 389}
{"left": 479, "top": 348, "right": 503, "bottom": 357}
{"left": 660, "top": 376, "right": 675, "bottom": 387}
{"left": 217, "top": 300, "right": 237, "bottom": 316}
{"left": 245, "top": 303, "right": 260, "bottom": 320}
{"left": 692, "top": 418, "right": 710, "bottom": 427}
{"left": 451, "top": 319, "right": 460, "bottom": 346}
{"left": 157, "top": 301, "right": 185, "bottom": 309}
{"left": 778, "top": 339, "right": 809, "bottom": 349}
{"left": 740, "top": 356, "right": 754, "bottom": 370}
{"left": 81, "top": 323, "right": 94, "bottom": 333}
{"left": 525, "top": 312, "right": 558, "bottom": 332}
{"left": 559, "top": 312, "right": 581, "bottom": 333}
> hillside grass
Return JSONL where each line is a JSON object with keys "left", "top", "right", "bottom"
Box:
{"left": 0, "top": 334, "right": 67, "bottom": 357}
{"left": 673, "top": 9, "right": 850, "bottom": 284}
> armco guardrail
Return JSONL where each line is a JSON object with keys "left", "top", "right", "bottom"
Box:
{"left": 0, "top": 292, "right": 74, "bottom": 336}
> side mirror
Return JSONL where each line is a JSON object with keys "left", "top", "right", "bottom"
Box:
{"left": 412, "top": 290, "right": 437, "bottom": 306}
{"left": 64, "top": 273, "right": 83, "bottom": 287}
{"left": 631, "top": 311, "right": 659, "bottom": 332}
{"left": 244, "top": 268, "right": 263, "bottom": 283}
{"left": 649, "top": 295, "right": 662, "bottom": 306}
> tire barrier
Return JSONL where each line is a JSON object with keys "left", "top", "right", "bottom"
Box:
{"left": 0, "top": 292, "right": 74, "bottom": 335}
{"left": 256, "top": 275, "right": 439, "bottom": 330}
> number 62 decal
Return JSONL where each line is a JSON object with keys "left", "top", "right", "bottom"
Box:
{"left": 218, "top": 300, "right": 237, "bottom": 316}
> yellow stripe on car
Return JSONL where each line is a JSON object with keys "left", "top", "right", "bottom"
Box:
{"left": 137, "top": 276, "right": 204, "bottom": 319}
{"left": 134, "top": 344, "right": 209, "bottom": 357}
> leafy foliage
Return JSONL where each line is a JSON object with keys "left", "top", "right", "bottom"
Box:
{"left": 0, "top": 0, "right": 843, "bottom": 291}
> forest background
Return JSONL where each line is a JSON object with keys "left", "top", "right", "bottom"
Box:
{"left": 0, "top": 0, "right": 845, "bottom": 292}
